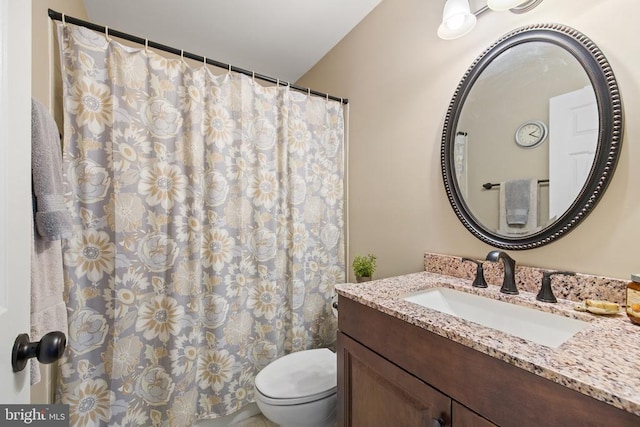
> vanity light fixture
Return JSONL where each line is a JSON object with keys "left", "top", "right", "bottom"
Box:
{"left": 487, "top": 0, "right": 544, "bottom": 13}
{"left": 438, "top": 0, "right": 544, "bottom": 40}
{"left": 437, "top": 0, "right": 477, "bottom": 40}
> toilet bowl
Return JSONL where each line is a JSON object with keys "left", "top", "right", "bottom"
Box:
{"left": 254, "top": 348, "right": 337, "bottom": 427}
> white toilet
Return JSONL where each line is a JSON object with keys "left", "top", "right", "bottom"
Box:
{"left": 254, "top": 348, "right": 337, "bottom": 427}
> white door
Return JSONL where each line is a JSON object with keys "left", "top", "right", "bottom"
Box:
{"left": 548, "top": 85, "right": 598, "bottom": 220}
{"left": 0, "top": 0, "right": 32, "bottom": 403}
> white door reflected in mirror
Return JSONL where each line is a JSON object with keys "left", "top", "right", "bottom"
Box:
{"left": 549, "top": 86, "right": 598, "bottom": 221}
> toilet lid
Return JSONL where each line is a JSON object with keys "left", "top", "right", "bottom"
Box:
{"left": 255, "top": 348, "right": 337, "bottom": 401}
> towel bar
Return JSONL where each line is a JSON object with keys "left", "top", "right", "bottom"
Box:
{"left": 482, "top": 179, "right": 549, "bottom": 190}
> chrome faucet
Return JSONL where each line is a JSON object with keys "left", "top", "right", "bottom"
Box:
{"left": 485, "top": 250, "right": 518, "bottom": 295}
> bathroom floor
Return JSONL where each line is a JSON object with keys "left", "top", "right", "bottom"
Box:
{"left": 229, "top": 414, "right": 278, "bottom": 427}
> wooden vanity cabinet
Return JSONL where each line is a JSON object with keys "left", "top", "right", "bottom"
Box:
{"left": 339, "top": 332, "right": 452, "bottom": 426}
{"left": 339, "top": 332, "right": 494, "bottom": 427}
{"left": 452, "top": 402, "right": 496, "bottom": 427}
{"left": 337, "top": 296, "right": 639, "bottom": 427}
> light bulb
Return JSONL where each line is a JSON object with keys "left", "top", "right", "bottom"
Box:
{"left": 437, "top": 0, "right": 477, "bottom": 40}
{"left": 446, "top": 14, "right": 465, "bottom": 30}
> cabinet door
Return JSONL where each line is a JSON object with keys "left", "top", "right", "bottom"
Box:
{"left": 452, "top": 401, "right": 497, "bottom": 427}
{"left": 338, "top": 332, "right": 451, "bottom": 427}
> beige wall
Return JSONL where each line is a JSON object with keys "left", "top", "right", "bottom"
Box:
{"left": 32, "top": 0, "right": 87, "bottom": 124}
{"left": 297, "top": 0, "right": 640, "bottom": 281}
{"left": 31, "top": 0, "right": 88, "bottom": 404}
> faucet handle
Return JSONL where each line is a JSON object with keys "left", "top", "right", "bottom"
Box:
{"left": 536, "top": 271, "right": 576, "bottom": 303}
{"left": 461, "top": 258, "right": 488, "bottom": 288}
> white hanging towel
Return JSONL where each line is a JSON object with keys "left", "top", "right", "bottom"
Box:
{"left": 30, "top": 98, "right": 70, "bottom": 385}
{"left": 454, "top": 133, "right": 468, "bottom": 198}
{"left": 498, "top": 178, "right": 539, "bottom": 236}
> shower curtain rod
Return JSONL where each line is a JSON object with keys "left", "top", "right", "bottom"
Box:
{"left": 48, "top": 9, "right": 348, "bottom": 105}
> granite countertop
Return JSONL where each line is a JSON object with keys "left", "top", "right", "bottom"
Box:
{"left": 336, "top": 271, "right": 640, "bottom": 417}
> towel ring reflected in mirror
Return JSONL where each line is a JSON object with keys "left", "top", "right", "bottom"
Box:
{"left": 441, "top": 23, "right": 623, "bottom": 250}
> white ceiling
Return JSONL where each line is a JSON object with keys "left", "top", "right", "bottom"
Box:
{"left": 83, "top": 0, "right": 383, "bottom": 83}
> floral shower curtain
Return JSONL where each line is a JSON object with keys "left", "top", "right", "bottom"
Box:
{"left": 56, "top": 23, "right": 345, "bottom": 427}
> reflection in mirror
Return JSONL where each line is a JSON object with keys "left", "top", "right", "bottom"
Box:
{"left": 441, "top": 24, "right": 623, "bottom": 250}
{"left": 456, "top": 42, "right": 594, "bottom": 236}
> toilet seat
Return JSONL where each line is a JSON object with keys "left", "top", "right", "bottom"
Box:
{"left": 255, "top": 348, "right": 337, "bottom": 406}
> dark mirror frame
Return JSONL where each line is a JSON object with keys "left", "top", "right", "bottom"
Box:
{"left": 441, "top": 23, "right": 623, "bottom": 250}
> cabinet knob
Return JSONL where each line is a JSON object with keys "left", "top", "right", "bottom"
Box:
{"left": 11, "top": 331, "right": 66, "bottom": 372}
{"left": 431, "top": 417, "right": 445, "bottom": 427}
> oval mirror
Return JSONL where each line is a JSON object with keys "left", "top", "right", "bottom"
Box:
{"left": 441, "top": 24, "right": 623, "bottom": 250}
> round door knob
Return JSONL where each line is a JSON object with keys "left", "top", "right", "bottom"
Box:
{"left": 12, "top": 331, "right": 66, "bottom": 372}
{"left": 431, "top": 417, "right": 445, "bottom": 427}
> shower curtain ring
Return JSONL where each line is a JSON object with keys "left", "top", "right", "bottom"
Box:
{"left": 203, "top": 56, "right": 207, "bottom": 66}
{"left": 252, "top": 71, "right": 255, "bottom": 82}
{"left": 228, "top": 63, "right": 232, "bottom": 74}
{"left": 61, "top": 13, "right": 66, "bottom": 25}
{"left": 144, "top": 38, "right": 149, "bottom": 53}
{"left": 307, "top": 88, "right": 311, "bottom": 97}
{"left": 180, "top": 50, "right": 185, "bottom": 63}
{"left": 105, "top": 26, "right": 111, "bottom": 42}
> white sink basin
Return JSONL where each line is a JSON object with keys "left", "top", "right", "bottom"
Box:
{"left": 403, "top": 287, "right": 589, "bottom": 348}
